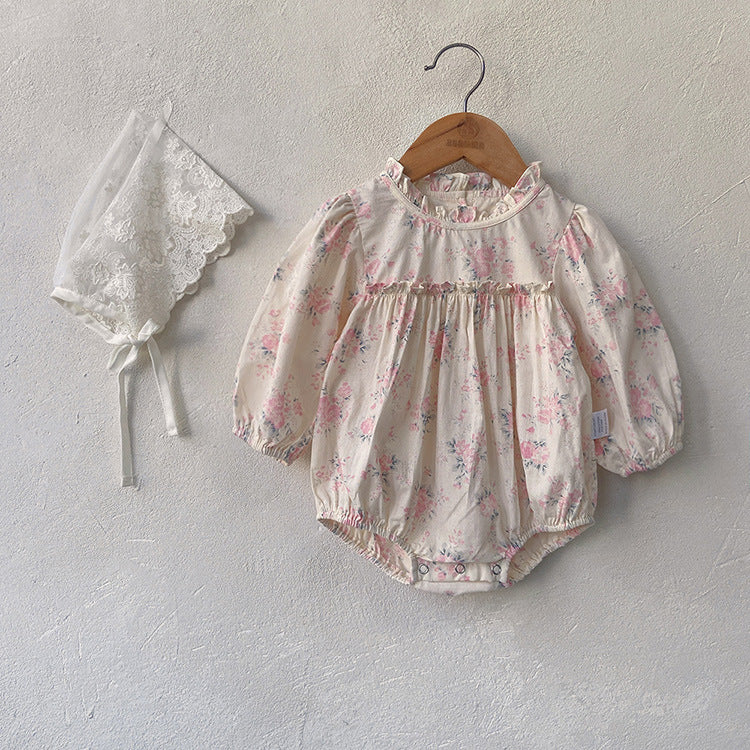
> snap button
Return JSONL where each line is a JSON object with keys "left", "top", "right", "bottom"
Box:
{"left": 491, "top": 563, "right": 503, "bottom": 575}
{"left": 455, "top": 563, "right": 465, "bottom": 574}
{"left": 418, "top": 563, "right": 429, "bottom": 575}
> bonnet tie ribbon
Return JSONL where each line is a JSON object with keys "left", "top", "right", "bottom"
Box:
{"left": 107, "top": 322, "right": 178, "bottom": 487}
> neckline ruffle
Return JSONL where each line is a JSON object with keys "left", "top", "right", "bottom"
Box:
{"left": 382, "top": 157, "right": 544, "bottom": 226}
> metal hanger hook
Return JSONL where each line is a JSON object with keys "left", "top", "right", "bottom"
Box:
{"left": 424, "top": 42, "right": 486, "bottom": 113}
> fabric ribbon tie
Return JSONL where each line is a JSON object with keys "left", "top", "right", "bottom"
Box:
{"left": 107, "top": 322, "right": 178, "bottom": 487}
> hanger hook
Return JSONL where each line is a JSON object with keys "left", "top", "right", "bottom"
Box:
{"left": 424, "top": 42, "right": 486, "bottom": 113}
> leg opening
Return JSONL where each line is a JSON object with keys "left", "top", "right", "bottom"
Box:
{"left": 318, "top": 509, "right": 595, "bottom": 592}
{"left": 506, "top": 518, "right": 594, "bottom": 585}
{"left": 318, "top": 514, "right": 415, "bottom": 585}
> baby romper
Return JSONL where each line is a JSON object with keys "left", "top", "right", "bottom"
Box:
{"left": 232, "top": 158, "right": 684, "bottom": 594}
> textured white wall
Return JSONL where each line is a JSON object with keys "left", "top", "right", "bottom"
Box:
{"left": 1, "top": 1, "right": 748, "bottom": 747}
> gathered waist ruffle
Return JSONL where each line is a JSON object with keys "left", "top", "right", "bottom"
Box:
{"left": 362, "top": 279, "right": 555, "bottom": 298}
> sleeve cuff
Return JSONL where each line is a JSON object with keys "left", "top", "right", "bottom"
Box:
{"left": 233, "top": 422, "right": 312, "bottom": 466}
{"left": 598, "top": 438, "right": 684, "bottom": 477}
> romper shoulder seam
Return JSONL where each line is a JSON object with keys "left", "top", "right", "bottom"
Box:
{"left": 343, "top": 189, "right": 367, "bottom": 291}
{"left": 550, "top": 199, "right": 580, "bottom": 274}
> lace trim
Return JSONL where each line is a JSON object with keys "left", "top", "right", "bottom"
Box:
{"left": 55, "top": 112, "right": 254, "bottom": 341}
{"left": 165, "top": 201, "right": 253, "bottom": 306}
{"left": 362, "top": 280, "right": 555, "bottom": 297}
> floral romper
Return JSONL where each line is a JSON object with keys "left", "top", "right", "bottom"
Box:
{"left": 232, "top": 158, "right": 684, "bottom": 594}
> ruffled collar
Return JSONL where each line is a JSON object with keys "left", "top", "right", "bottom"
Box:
{"left": 382, "top": 157, "right": 544, "bottom": 227}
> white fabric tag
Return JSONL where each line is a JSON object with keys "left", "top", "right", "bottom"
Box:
{"left": 592, "top": 409, "right": 610, "bottom": 439}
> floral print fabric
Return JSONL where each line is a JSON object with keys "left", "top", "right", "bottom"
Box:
{"left": 233, "top": 158, "right": 684, "bottom": 594}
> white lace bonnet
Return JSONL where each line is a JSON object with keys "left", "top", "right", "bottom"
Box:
{"left": 51, "top": 101, "right": 253, "bottom": 486}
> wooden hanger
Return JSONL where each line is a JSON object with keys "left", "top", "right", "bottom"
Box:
{"left": 399, "top": 43, "right": 528, "bottom": 186}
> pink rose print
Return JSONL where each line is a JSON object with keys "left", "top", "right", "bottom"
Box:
{"left": 525, "top": 391, "right": 573, "bottom": 431}
{"left": 322, "top": 216, "right": 354, "bottom": 260}
{"left": 559, "top": 220, "right": 590, "bottom": 269}
{"left": 340, "top": 327, "right": 358, "bottom": 349}
{"left": 467, "top": 244, "right": 496, "bottom": 277}
{"left": 327, "top": 453, "right": 350, "bottom": 492}
{"left": 515, "top": 292, "right": 533, "bottom": 313}
{"left": 629, "top": 387, "right": 653, "bottom": 419}
{"left": 424, "top": 173, "right": 455, "bottom": 192}
{"left": 316, "top": 381, "right": 354, "bottom": 433}
{"left": 428, "top": 327, "right": 448, "bottom": 365}
{"left": 466, "top": 171, "right": 493, "bottom": 189}
{"left": 390, "top": 303, "right": 416, "bottom": 341}
{"left": 511, "top": 342, "right": 531, "bottom": 362}
{"left": 542, "top": 476, "right": 567, "bottom": 504}
{"left": 589, "top": 356, "right": 609, "bottom": 381}
{"left": 406, "top": 394, "right": 436, "bottom": 435}
{"left": 363, "top": 452, "right": 400, "bottom": 487}
{"left": 409, "top": 485, "right": 435, "bottom": 521}
{"left": 371, "top": 364, "right": 411, "bottom": 406}
{"left": 520, "top": 440, "right": 535, "bottom": 459}
{"left": 461, "top": 361, "right": 491, "bottom": 393}
{"left": 592, "top": 270, "right": 631, "bottom": 321}
{"left": 436, "top": 528, "right": 468, "bottom": 564}
{"left": 264, "top": 389, "right": 299, "bottom": 433}
{"left": 451, "top": 203, "right": 477, "bottom": 223}
{"left": 304, "top": 285, "right": 333, "bottom": 323}
{"left": 350, "top": 189, "right": 372, "bottom": 219}
{"left": 555, "top": 488, "right": 583, "bottom": 522}
{"left": 317, "top": 394, "right": 340, "bottom": 430}
{"left": 447, "top": 434, "right": 486, "bottom": 487}
{"left": 633, "top": 290, "right": 665, "bottom": 346}
{"left": 364, "top": 257, "right": 382, "bottom": 278}
{"left": 260, "top": 333, "right": 278, "bottom": 356}
{"left": 476, "top": 488, "right": 499, "bottom": 519}
{"left": 378, "top": 453, "right": 392, "bottom": 473}
{"left": 626, "top": 369, "right": 664, "bottom": 423}
{"left": 534, "top": 322, "right": 577, "bottom": 379}
{"left": 333, "top": 326, "right": 367, "bottom": 366}
{"left": 567, "top": 242, "right": 582, "bottom": 262}
{"left": 519, "top": 439, "right": 550, "bottom": 472}
{"left": 405, "top": 214, "right": 447, "bottom": 237}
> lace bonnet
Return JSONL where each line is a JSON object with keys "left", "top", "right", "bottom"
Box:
{"left": 51, "top": 101, "right": 253, "bottom": 486}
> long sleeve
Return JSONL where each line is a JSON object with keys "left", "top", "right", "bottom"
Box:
{"left": 232, "top": 192, "right": 364, "bottom": 465}
{"left": 553, "top": 202, "right": 684, "bottom": 476}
